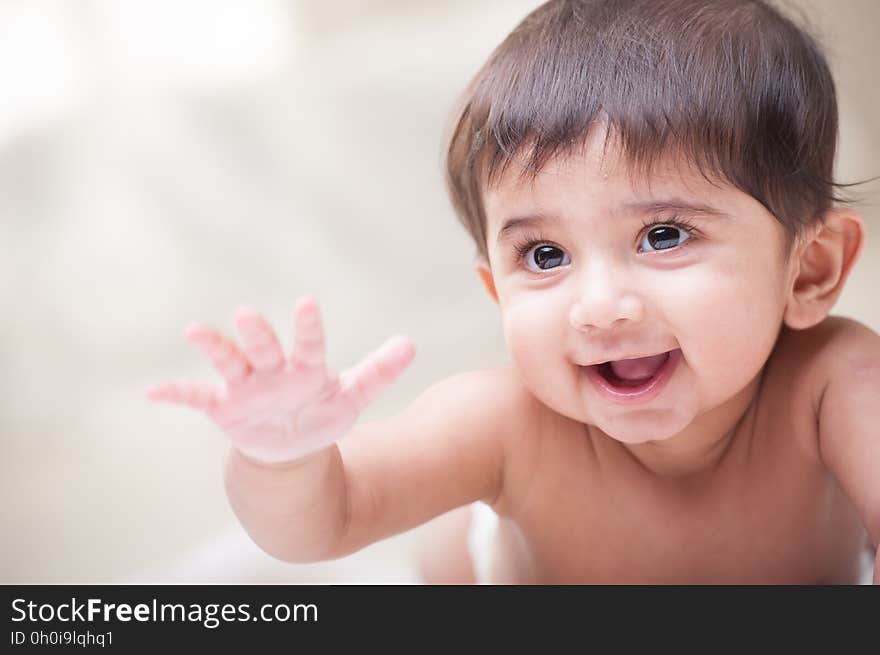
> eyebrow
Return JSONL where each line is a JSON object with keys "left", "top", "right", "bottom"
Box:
{"left": 495, "top": 198, "right": 730, "bottom": 245}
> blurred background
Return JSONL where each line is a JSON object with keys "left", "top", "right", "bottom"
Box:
{"left": 1, "top": 0, "right": 877, "bottom": 583}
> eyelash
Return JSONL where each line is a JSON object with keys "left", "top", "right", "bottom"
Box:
{"left": 638, "top": 215, "right": 701, "bottom": 244}
{"left": 512, "top": 233, "right": 559, "bottom": 261}
{"left": 511, "top": 216, "right": 702, "bottom": 266}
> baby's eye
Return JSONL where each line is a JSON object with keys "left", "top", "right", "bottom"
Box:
{"left": 523, "top": 244, "right": 571, "bottom": 271}
{"left": 638, "top": 224, "right": 692, "bottom": 252}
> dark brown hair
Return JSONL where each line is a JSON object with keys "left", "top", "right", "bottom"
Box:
{"left": 446, "top": 0, "right": 847, "bottom": 260}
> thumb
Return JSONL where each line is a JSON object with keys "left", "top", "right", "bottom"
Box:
{"left": 337, "top": 335, "right": 416, "bottom": 413}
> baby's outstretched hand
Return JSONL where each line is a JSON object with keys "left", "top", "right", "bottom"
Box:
{"left": 147, "top": 297, "right": 415, "bottom": 465}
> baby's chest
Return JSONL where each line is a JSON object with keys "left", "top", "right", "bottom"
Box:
{"left": 507, "top": 431, "right": 865, "bottom": 583}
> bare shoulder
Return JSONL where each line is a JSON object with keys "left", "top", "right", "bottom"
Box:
{"left": 805, "top": 318, "right": 880, "bottom": 543}
{"left": 771, "top": 316, "right": 880, "bottom": 416}
{"left": 394, "top": 365, "right": 544, "bottom": 462}
{"left": 413, "top": 366, "right": 544, "bottom": 443}
{"left": 414, "top": 366, "right": 539, "bottom": 414}
{"left": 776, "top": 316, "right": 880, "bottom": 378}
{"left": 411, "top": 366, "right": 547, "bottom": 499}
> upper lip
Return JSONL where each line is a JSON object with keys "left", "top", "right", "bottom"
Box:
{"left": 578, "top": 348, "right": 676, "bottom": 367}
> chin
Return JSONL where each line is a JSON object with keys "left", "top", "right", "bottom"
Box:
{"left": 595, "top": 407, "right": 694, "bottom": 444}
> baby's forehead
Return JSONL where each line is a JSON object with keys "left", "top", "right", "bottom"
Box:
{"left": 483, "top": 146, "right": 737, "bottom": 225}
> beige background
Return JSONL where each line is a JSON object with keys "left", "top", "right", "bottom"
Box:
{"left": 1, "top": 0, "right": 877, "bottom": 583}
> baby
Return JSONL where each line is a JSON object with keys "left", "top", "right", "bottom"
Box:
{"left": 149, "top": 0, "right": 879, "bottom": 584}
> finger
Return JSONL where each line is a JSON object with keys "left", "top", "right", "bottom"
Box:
{"left": 185, "top": 323, "right": 252, "bottom": 385}
{"left": 233, "top": 308, "right": 285, "bottom": 373}
{"left": 146, "top": 380, "right": 223, "bottom": 412}
{"left": 290, "top": 296, "right": 327, "bottom": 370}
{"left": 338, "top": 335, "right": 416, "bottom": 413}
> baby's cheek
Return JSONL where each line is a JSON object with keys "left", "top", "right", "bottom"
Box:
{"left": 502, "top": 301, "right": 552, "bottom": 369}
{"left": 501, "top": 299, "right": 574, "bottom": 406}
{"left": 672, "top": 267, "right": 784, "bottom": 401}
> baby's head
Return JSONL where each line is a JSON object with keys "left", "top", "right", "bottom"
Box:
{"left": 445, "top": 0, "right": 864, "bottom": 443}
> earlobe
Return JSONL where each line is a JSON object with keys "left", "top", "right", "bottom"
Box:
{"left": 783, "top": 209, "right": 865, "bottom": 330}
{"left": 475, "top": 260, "right": 499, "bottom": 304}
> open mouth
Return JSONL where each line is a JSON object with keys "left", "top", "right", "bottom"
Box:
{"left": 595, "top": 351, "right": 671, "bottom": 388}
{"left": 583, "top": 349, "right": 680, "bottom": 404}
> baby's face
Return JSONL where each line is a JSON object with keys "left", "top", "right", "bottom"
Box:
{"left": 482, "top": 133, "right": 800, "bottom": 444}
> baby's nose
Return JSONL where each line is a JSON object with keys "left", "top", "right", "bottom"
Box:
{"left": 568, "top": 265, "right": 645, "bottom": 332}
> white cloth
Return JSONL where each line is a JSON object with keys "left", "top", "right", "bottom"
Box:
{"left": 466, "top": 501, "right": 499, "bottom": 584}
{"left": 858, "top": 547, "right": 875, "bottom": 585}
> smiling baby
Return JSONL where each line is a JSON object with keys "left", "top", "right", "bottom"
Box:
{"left": 149, "top": 0, "right": 879, "bottom": 584}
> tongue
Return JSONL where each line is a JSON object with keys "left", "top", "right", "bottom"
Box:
{"left": 609, "top": 352, "right": 669, "bottom": 381}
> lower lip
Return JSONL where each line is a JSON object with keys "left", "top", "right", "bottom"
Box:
{"left": 583, "top": 349, "right": 681, "bottom": 405}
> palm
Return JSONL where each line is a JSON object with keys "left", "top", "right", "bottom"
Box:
{"left": 207, "top": 364, "right": 356, "bottom": 464}
{"left": 148, "top": 297, "right": 415, "bottom": 465}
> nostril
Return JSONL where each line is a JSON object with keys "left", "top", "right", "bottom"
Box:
{"left": 569, "top": 293, "right": 645, "bottom": 332}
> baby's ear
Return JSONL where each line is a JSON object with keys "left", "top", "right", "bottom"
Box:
{"left": 783, "top": 208, "right": 865, "bottom": 330}
{"left": 475, "top": 258, "right": 499, "bottom": 304}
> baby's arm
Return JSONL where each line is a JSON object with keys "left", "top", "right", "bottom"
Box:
{"left": 224, "top": 367, "right": 510, "bottom": 562}
{"left": 816, "top": 318, "right": 880, "bottom": 584}
{"left": 149, "top": 298, "right": 511, "bottom": 562}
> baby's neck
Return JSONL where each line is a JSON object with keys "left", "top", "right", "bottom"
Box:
{"left": 609, "top": 371, "right": 763, "bottom": 479}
